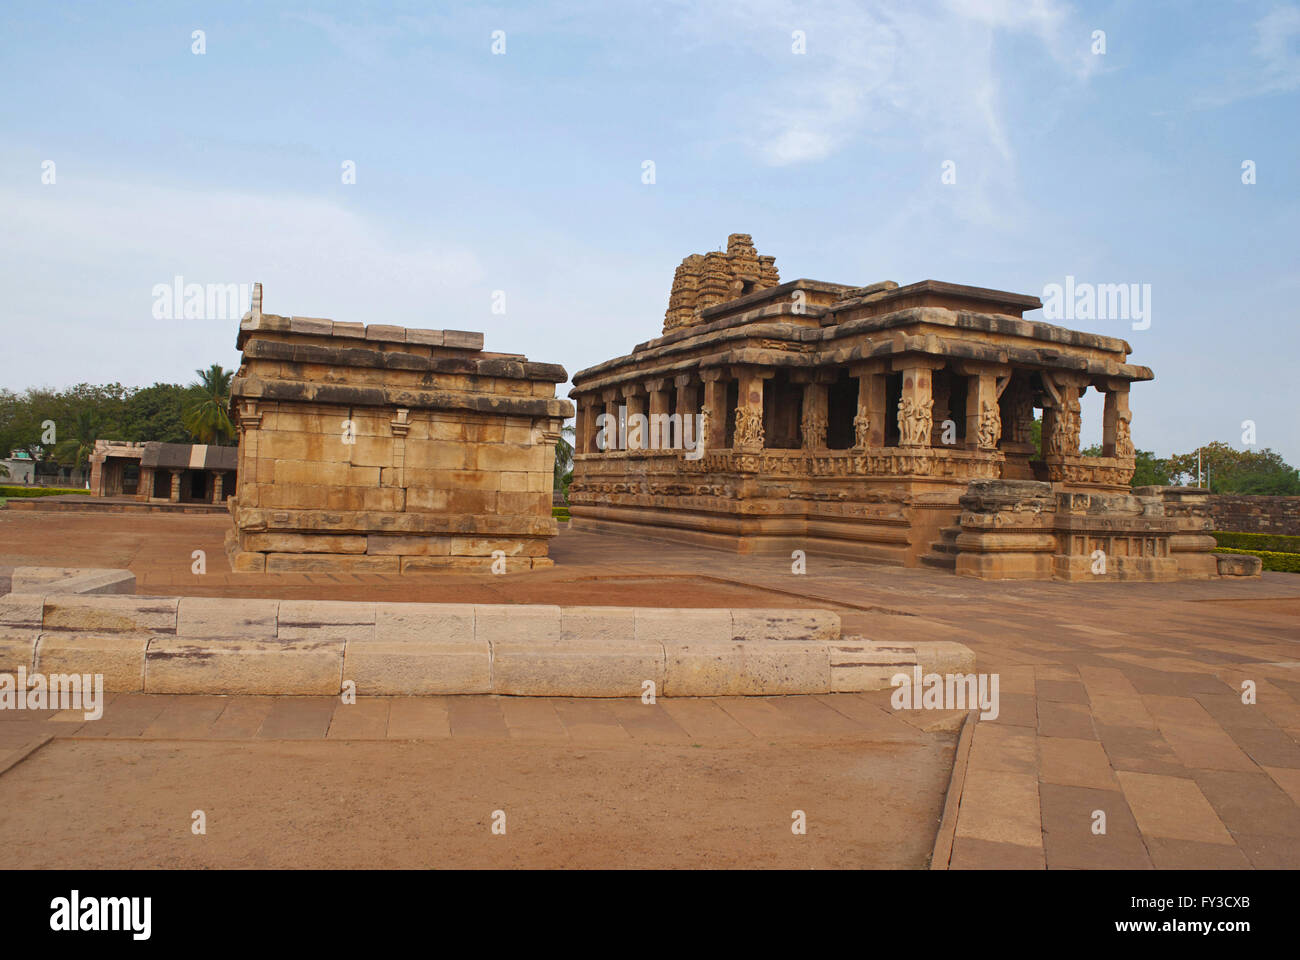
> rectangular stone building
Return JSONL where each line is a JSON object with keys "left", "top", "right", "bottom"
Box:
{"left": 568, "top": 234, "right": 1223, "bottom": 581}
{"left": 226, "top": 285, "right": 572, "bottom": 573}
{"left": 89, "top": 440, "right": 236, "bottom": 504}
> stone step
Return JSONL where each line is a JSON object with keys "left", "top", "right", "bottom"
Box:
{"left": 920, "top": 526, "right": 962, "bottom": 567}
{"left": 919, "top": 552, "right": 956, "bottom": 570}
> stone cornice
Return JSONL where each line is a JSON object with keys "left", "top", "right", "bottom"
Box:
{"left": 241, "top": 336, "right": 568, "bottom": 383}
{"left": 232, "top": 376, "right": 575, "bottom": 419}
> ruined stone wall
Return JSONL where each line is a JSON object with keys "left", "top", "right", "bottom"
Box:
{"left": 227, "top": 290, "right": 572, "bottom": 573}
{"left": 1202, "top": 495, "right": 1300, "bottom": 535}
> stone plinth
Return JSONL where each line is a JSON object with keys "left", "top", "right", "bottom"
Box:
{"left": 227, "top": 285, "right": 573, "bottom": 573}
{"left": 954, "top": 480, "right": 1219, "bottom": 581}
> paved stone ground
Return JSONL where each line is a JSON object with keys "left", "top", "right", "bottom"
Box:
{"left": 2, "top": 507, "right": 1298, "bottom": 867}
{"left": 0, "top": 691, "right": 955, "bottom": 868}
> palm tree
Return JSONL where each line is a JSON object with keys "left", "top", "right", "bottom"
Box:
{"left": 51, "top": 409, "right": 100, "bottom": 473}
{"left": 182, "top": 364, "right": 235, "bottom": 445}
{"left": 554, "top": 423, "right": 575, "bottom": 500}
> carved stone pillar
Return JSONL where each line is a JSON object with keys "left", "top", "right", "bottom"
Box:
{"left": 601, "top": 388, "right": 621, "bottom": 454}
{"left": 1003, "top": 378, "right": 1035, "bottom": 446}
{"left": 585, "top": 398, "right": 598, "bottom": 455}
{"left": 645, "top": 378, "right": 671, "bottom": 450}
{"left": 573, "top": 401, "right": 588, "bottom": 456}
{"left": 931, "top": 374, "right": 952, "bottom": 447}
{"left": 701, "top": 368, "right": 728, "bottom": 451}
{"left": 621, "top": 383, "right": 647, "bottom": 450}
{"left": 169, "top": 469, "right": 183, "bottom": 503}
{"left": 1042, "top": 373, "right": 1084, "bottom": 457}
{"left": 851, "top": 362, "right": 887, "bottom": 448}
{"left": 732, "top": 367, "right": 770, "bottom": 452}
{"left": 800, "top": 382, "right": 829, "bottom": 450}
{"left": 211, "top": 472, "right": 225, "bottom": 504}
{"left": 894, "top": 361, "right": 938, "bottom": 448}
{"left": 674, "top": 374, "right": 698, "bottom": 450}
{"left": 1101, "top": 381, "right": 1133, "bottom": 458}
{"left": 958, "top": 365, "right": 1008, "bottom": 451}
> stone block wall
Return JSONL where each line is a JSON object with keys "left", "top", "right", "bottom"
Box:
{"left": 227, "top": 286, "right": 573, "bottom": 573}
{"left": 1202, "top": 495, "right": 1300, "bottom": 536}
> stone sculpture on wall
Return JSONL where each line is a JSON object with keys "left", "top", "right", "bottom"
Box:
{"left": 898, "top": 396, "right": 933, "bottom": 447}
{"left": 977, "top": 400, "right": 1002, "bottom": 449}
{"left": 734, "top": 407, "right": 765, "bottom": 450}
{"left": 1046, "top": 400, "right": 1081, "bottom": 456}
{"left": 1115, "top": 409, "right": 1135, "bottom": 458}
{"left": 853, "top": 410, "right": 872, "bottom": 448}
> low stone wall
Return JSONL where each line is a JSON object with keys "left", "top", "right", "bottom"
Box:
{"left": 0, "top": 592, "right": 980, "bottom": 698}
{"left": 0, "top": 568, "right": 978, "bottom": 697}
{"left": 1203, "top": 495, "right": 1300, "bottom": 536}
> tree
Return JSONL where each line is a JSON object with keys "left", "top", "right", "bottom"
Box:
{"left": 1165, "top": 442, "right": 1300, "bottom": 494}
{"left": 554, "top": 423, "right": 575, "bottom": 501}
{"left": 51, "top": 409, "right": 100, "bottom": 471}
{"left": 1131, "top": 449, "right": 1172, "bottom": 487}
{"left": 123, "top": 383, "right": 196, "bottom": 443}
{"left": 182, "top": 364, "right": 235, "bottom": 445}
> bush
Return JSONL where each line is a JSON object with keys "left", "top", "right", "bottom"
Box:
{"left": 0, "top": 486, "right": 91, "bottom": 498}
{"left": 552, "top": 506, "right": 570, "bottom": 521}
{"left": 1215, "top": 547, "right": 1300, "bottom": 573}
{"left": 1212, "top": 531, "right": 1300, "bottom": 555}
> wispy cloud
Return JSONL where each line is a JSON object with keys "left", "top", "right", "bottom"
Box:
{"left": 667, "top": 0, "right": 1094, "bottom": 170}
{"left": 0, "top": 170, "right": 485, "bottom": 384}
{"left": 1254, "top": 3, "right": 1300, "bottom": 94}
{"left": 1191, "top": 2, "right": 1300, "bottom": 108}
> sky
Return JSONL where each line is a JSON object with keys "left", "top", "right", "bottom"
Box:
{"left": 1, "top": 0, "right": 1297, "bottom": 463}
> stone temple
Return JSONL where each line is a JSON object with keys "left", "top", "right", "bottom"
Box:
{"left": 226, "top": 285, "right": 572, "bottom": 573}
{"left": 567, "top": 234, "right": 1223, "bottom": 581}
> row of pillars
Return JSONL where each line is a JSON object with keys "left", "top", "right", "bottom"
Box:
{"left": 160, "top": 469, "right": 231, "bottom": 504}
{"left": 574, "top": 362, "right": 1134, "bottom": 459}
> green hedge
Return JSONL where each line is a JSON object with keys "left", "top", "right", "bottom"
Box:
{"left": 552, "top": 506, "right": 570, "bottom": 521}
{"left": 1215, "top": 547, "right": 1300, "bottom": 573}
{"left": 1212, "top": 531, "right": 1300, "bottom": 554}
{"left": 0, "top": 486, "right": 91, "bottom": 498}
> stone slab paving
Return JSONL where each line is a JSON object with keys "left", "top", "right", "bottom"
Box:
{"left": 2, "top": 515, "right": 1298, "bottom": 867}
{"left": 537, "top": 534, "right": 1300, "bottom": 869}
{"left": 0, "top": 689, "right": 946, "bottom": 746}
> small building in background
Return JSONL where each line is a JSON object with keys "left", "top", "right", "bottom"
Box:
{"left": 1, "top": 451, "right": 36, "bottom": 485}
{"left": 89, "top": 439, "right": 236, "bottom": 503}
